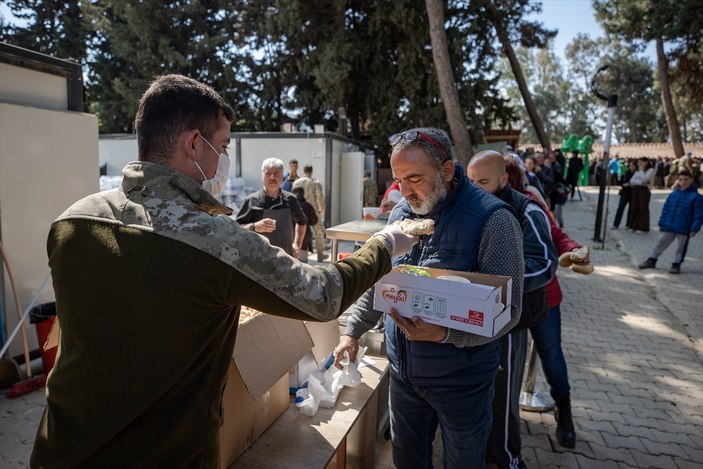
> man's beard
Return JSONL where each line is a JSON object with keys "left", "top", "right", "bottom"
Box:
{"left": 406, "top": 172, "right": 447, "bottom": 215}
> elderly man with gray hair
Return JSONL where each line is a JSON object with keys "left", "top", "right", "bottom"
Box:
{"left": 236, "top": 157, "right": 307, "bottom": 257}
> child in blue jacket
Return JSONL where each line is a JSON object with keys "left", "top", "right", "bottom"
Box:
{"left": 639, "top": 170, "right": 703, "bottom": 274}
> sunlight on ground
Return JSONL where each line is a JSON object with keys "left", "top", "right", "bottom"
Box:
{"left": 618, "top": 313, "right": 689, "bottom": 342}
{"left": 588, "top": 264, "right": 642, "bottom": 281}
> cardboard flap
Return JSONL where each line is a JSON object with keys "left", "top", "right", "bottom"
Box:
{"left": 233, "top": 314, "right": 313, "bottom": 399}
{"left": 384, "top": 266, "right": 501, "bottom": 302}
{"left": 304, "top": 320, "right": 341, "bottom": 363}
{"left": 46, "top": 316, "right": 60, "bottom": 350}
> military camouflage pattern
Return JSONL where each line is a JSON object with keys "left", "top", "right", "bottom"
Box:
{"left": 57, "top": 161, "right": 346, "bottom": 320}
{"left": 292, "top": 176, "right": 325, "bottom": 213}
{"left": 293, "top": 176, "right": 326, "bottom": 259}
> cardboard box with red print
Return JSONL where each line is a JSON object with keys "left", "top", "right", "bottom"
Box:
{"left": 373, "top": 265, "right": 513, "bottom": 337}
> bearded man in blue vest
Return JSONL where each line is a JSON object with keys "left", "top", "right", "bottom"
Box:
{"left": 334, "top": 128, "right": 524, "bottom": 468}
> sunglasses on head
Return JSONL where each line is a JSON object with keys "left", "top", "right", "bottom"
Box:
{"left": 389, "top": 130, "right": 451, "bottom": 161}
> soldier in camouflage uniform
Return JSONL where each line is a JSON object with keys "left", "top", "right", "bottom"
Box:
{"left": 293, "top": 165, "right": 327, "bottom": 261}
{"left": 31, "top": 74, "right": 418, "bottom": 468}
{"left": 363, "top": 170, "right": 379, "bottom": 207}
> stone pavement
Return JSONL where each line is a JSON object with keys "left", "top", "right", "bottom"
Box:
{"left": 515, "top": 186, "right": 703, "bottom": 468}
{"left": 1, "top": 186, "right": 702, "bottom": 468}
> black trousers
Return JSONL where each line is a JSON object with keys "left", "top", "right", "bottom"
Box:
{"left": 488, "top": 329, "right": 528, "bottom": 469}
{"left": 613, "top": 190, "right": 631, "bottom": 228}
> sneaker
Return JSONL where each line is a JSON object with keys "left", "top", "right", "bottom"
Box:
{"left": 626, "top": 228, "right": 634, "bottom": 232}
{"left": 611, "top": 225, "right": 619, "bottom": 230}
{"left": 638, "top": 258, "right": 657, "bottom": 269}
{"left": 669, "top": 263, "right": 681, "bottom": 274}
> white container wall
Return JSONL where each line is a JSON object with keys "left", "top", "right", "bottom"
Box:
{"left": 1, "top": 51, "right": 98, "bottom": 358}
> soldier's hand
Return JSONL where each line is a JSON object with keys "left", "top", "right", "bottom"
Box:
{"left": 370, "top": 224, "right": 418, "bottom": 257}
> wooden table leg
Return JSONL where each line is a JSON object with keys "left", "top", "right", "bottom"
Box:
{"left": 336, "top": 438, "right": 346, "bottom": 469}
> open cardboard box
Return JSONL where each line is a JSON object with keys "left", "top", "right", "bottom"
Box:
{"left": 46, "top": 311, "right": 314, "bottom": 467}
{"left": 220, "top": 313, "right": 313, "bottom": 467}
{"left": 289, "top": 320, "right": 341, "bottom": 392}
{"left": 373, "top": 265, "right": 512, "bottom": 337}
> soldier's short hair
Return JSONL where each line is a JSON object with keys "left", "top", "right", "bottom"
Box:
{"left": 135, "top": 74, "right": 233, "bottom": 163}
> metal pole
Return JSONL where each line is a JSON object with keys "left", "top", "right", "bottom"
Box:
{"left": 519, "top": 338, "right": 553, "bottom": 412}
{"left": 593, "top": 98, "right": 617, "bottom": 243}
{"left": 591, "top": 65, "right": 618, "bottom": 244}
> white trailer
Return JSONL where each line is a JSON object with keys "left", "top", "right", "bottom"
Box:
{"left": 99, "top": 132, "right": 376, "bottom": 227}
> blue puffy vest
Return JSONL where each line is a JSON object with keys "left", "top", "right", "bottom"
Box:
{"left": 384, "top": 165, "right": 509, "bottom": 386}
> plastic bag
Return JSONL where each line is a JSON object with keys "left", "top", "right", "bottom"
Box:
{"left": 294, "top": 346, "right": 367, "bottom": 416}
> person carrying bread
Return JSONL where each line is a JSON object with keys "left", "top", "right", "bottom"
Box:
{"left": 468, "top": 151, "right": 558, "bottom": 469}
{"left": 503, "top": 157, "right": 595, "bottom": 450}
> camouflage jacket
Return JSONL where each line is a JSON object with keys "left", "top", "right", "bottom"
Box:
{"left": 292, "top": 176, "right": 325, "bottom": 214}
{"left": 31, "top": 161, "right": 391, "bottom": 468}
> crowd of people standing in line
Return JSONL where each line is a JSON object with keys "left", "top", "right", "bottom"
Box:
{"left": 509, "top": 147, "right": 702, "bottom": 278}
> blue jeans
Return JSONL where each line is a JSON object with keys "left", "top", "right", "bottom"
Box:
{"left": 389, "top": 370, "right": 495, "bottom": 469}
{"left": 530, "top": 304, "right": 570, "bottom": 398}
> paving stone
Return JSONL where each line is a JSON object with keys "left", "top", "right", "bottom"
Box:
{"left": 679, "top": 444, "right": 703, "bottom": 463}
{"left": 575, "top": 429, "right": 606, "bottom": 447}
{"left": 585, "top": 409, "right": 628, "bottom": 424}
{"left": 630, "top": 450, "right": 678, "bottom": 469}
{"left": 632, "top": 406, "right": 675, "bottom": 420}
{"left": 639, "top": 439, "right": 691, "bottom": 459}
{"left": 534, "top": 446, "right": 581, "bottom": 468}
{"left": 648, "top": 428, "right": 696, "bottom": 446}
{"left": 612, "top": 422, "right": 655, "bottom": 439}
{"left": 587, "top": 442, "right": 637, "bottom": 465}
{"left": 577, "top": 418, "right": 617, "bottom": 434}
{"left": 621, "top": 413, "right": 661, "bottom": 429}
{"left": 604, "top": 434, "right": 648, "bottom": 452}
{"left": 573, "top": 456, "right": 621, "bottom": 469}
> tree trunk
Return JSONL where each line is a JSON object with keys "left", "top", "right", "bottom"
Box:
{"left": 425, "top": 0, "right": 473, "bottom": 167}
{"left": 656, "top": 35, "right": 684, "bottom": 158}
{"left": 487, "top": 4, "right": 551, "bottom": 152}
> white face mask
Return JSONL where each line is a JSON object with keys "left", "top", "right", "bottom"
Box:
{"left": 195, "top": 135, "right": 231, "bottom": 198}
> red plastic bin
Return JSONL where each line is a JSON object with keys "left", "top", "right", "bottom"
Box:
{"left": 35, "top": 317, "right": 58, "bottom": 374}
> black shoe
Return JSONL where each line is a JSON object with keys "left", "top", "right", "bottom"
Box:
{"left": 554, "top": 395, "right": 576, "bottom": 448}
{"left": 669, "top": 263, "right": 681, "bottom": 274}
{"left": 638, "top": 258, "right": 656, "bottom": 269}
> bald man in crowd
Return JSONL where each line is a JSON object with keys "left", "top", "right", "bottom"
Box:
{"left": 468, "top": 151, "right": 558, "bottom": 469}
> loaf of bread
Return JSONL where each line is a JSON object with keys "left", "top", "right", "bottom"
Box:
{"left": 559, "top": 245, "right": 590, "bottom": 267}
{"left": 393, "top": 218, "right": 435, "bottom": 236}
{"left": 571, "top": 263, "right": 594, "bottom": 275}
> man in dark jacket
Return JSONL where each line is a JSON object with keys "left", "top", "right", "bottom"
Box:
{"left": 334, "top": 128, "right": 524, "bottom": 469}
{"left": 469, "top": 151, "right": 558, "bottom": 469}
{"left": 638, "top": 170, "right": 703, "bottom": 274}
{"left": 236, "top": 158, "right": 307, "bottom": 257}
